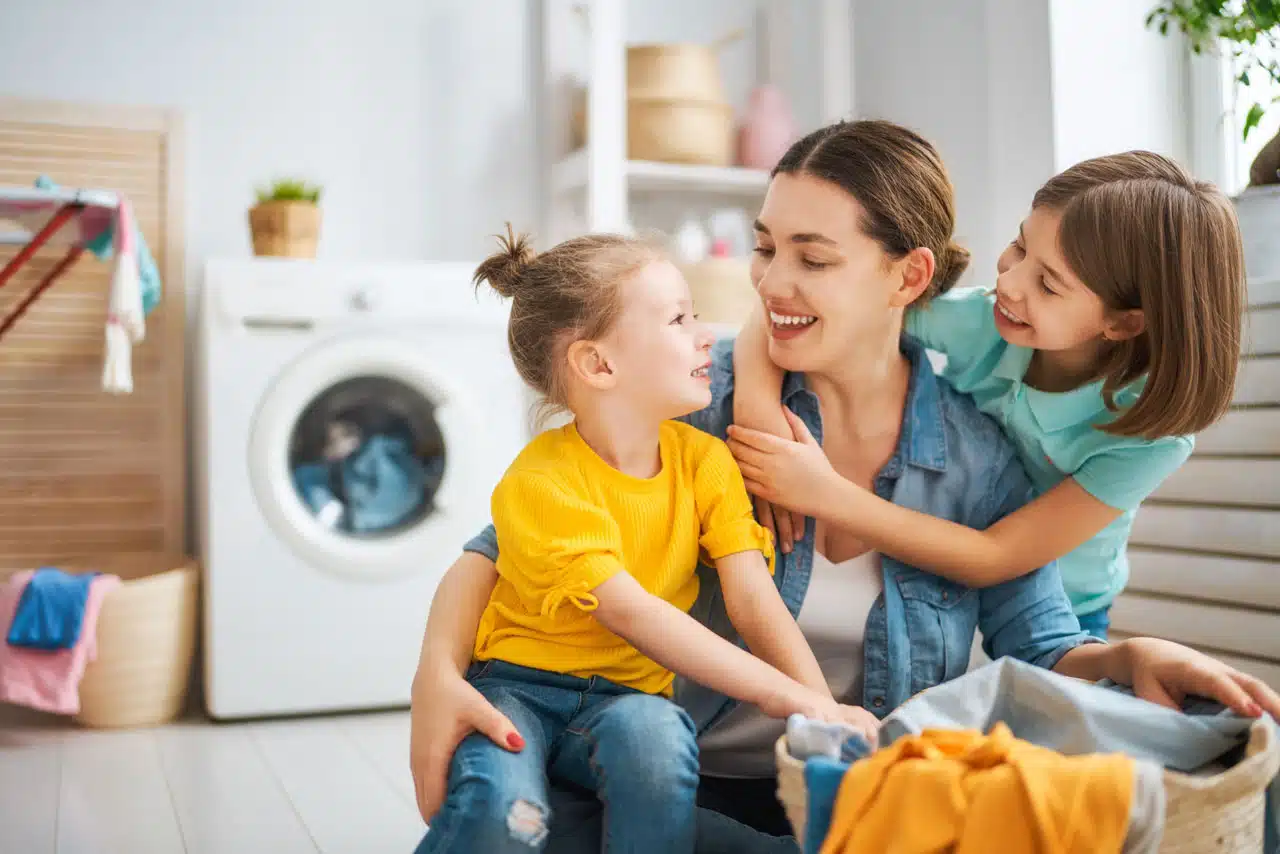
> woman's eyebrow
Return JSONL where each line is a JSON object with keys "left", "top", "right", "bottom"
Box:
{"left": 753, "top": 220, "right": 837, "bottom": 246}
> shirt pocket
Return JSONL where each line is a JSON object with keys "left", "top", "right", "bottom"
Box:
{"left": 896, "top": 571, "right": 978, "bottom": 692}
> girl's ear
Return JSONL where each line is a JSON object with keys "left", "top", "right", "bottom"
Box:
{"left": 1104, "top": 308, "right": 1145, "bottom": 342}
{"left": 566, "top": 339, "right": 616, "bottom": 390}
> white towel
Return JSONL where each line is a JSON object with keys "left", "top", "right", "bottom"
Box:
{"left": 101, "top": 199, "right": 145, "bottom": 394}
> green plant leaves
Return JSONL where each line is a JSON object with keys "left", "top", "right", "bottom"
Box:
{"left": 255, "top": 178, "right": 323, "bottom": 204}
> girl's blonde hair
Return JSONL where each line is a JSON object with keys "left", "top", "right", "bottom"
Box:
{"left": 472, "top": 224, "right": 661, "bottom": 417}
{"left": 1033, "top": 152, "right": 1246, "bottom": 439}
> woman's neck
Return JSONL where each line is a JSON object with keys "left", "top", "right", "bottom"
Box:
{"left": 571, "top": 402, "right": 663, "bottom": 479}
{"left": 806, "top": 332, "right": 911, "bottom": 443}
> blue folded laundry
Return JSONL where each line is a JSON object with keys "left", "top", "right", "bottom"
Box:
{"left": 6, "top": 567, "right": 97, "bottom": 650}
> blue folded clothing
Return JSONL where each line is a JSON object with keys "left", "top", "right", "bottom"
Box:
{"left": 292, "top": 432, "right": 440, "bottom": 534}
{"left": 6, "top": 567, "right": 97, "bottom": 650}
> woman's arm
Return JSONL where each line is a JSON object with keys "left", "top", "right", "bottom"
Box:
{"left": 409, "top": 551, "right": 521, "bottom": 823}
{"left": 591, "top": 571, "right": 835, "bottom": 720}
{"left": 716, "top": 549, "right": 829, "bottom": 695}
{"left": 731, "top": 305, "right": 805, "bottom": 552}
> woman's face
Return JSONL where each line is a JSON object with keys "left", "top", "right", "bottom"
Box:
{"left": 750, "top": 172, "right": 919, "bottom": 375}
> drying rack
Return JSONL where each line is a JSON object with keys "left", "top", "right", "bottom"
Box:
{"left": 0, "top": 186, "right": 120, "bottom": 342}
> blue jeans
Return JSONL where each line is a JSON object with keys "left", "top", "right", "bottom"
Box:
{"left": 416, "top": 660, "right": 701, "bottom": 854}
{"left": 1076, "top": 606, "right": 1110, "bottom": 640}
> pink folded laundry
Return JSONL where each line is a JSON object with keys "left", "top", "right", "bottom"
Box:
{"left": 0, "top": 570, "right": 120, "bottom": 714}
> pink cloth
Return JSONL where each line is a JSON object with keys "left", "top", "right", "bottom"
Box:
{"left": 0, "top": 570, "right": 120, "bottom": 714}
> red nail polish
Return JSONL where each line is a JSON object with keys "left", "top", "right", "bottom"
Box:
{"left": 507, "top": 732, "right": 525, "bottom": 750}
{"left": 1249, "top": 702, "right": 1263, "bottom": 718}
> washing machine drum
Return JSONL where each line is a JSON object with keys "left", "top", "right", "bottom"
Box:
{"left": 249, "top": 337, "right": 482, "bottom": 580}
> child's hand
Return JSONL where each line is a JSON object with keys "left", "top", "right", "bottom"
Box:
{"left": 728, "top": 409, "right": 844, "bottom": 521}
{"left": 836, "top": 704, "right": 881, "bottom": 746}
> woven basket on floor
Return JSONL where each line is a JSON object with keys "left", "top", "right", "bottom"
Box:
{"left": 776, "top": 719, "right": 1279, "bottom": 853}
{"left": 68, "top": 554, "right": 200, "bottom": 729}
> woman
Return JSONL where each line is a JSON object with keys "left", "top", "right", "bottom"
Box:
{"left": 410, "top": 120, "right": 1280, "bottom": 852}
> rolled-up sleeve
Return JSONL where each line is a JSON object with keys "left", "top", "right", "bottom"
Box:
{"left": 693, "top": 439, "right": 775, "bottom": 573}
{"left": 491, "top": 472, "right": 627, "bottom": 617}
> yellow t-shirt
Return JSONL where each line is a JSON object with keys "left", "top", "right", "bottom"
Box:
{"left": 473, "top": 420, "right": 774, "bottom": 696}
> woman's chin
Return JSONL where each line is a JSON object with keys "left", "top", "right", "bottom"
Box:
{"left": 766, "top": 340, "right": 814, "bottom": 375}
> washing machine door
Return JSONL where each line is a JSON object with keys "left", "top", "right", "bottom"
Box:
{"left": 248, "top": 335, "right": 481, "bottom": 580}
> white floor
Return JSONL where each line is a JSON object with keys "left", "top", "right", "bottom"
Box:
{"left": 0, "top": 704, "right": 426, "bottom": 854}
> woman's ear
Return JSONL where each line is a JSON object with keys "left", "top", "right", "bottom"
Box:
{"left": 889, "top": 247, "right": 936, "bottom": 308}
{"left": 566, "top": 339, "right": 616, "bottom": 390}
{"left": 1104, "top": 308, "right": 1146, "bottom": 342}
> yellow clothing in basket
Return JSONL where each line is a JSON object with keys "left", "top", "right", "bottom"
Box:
{"left": 474, "top": 420, "right": 774, "bottom": 696}
{"left": 819, "top": 722, "right": 1133, "bottom": 854}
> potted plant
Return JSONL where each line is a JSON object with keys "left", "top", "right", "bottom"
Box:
{"left": 248, "top": 178, "right": 323, "bottom": 259}
{"left": 1147, "top": 1, "right": 1280, "bottom": 187}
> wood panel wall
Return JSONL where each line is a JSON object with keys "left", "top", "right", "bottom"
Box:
{"left": 0, "top": 98, "right": 185, "bottom": 573}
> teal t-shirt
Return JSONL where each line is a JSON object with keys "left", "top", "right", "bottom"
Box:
{"left": 906, "top": 288, "right": 1193, "bottom": 615}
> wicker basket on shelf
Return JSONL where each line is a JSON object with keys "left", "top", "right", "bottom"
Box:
{"left": 775, "top": 720, "right": 1280, "bottom": 853}
{"left": 65, "top": 553, "right": 200, "bottom": 728}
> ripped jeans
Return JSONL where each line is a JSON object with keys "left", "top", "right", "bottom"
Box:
{"left": 416, "top": 660, "right": 700, "bottom": 854}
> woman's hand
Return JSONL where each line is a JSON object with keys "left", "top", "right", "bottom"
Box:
{"left": 409, "top": 665, "right": 524, "bottom": 823}
{"left": 728, "top": 409, "right": 846, "bottom": 520}
{"left": 1116, "top": 637, "right": 1280, "bottom": 719}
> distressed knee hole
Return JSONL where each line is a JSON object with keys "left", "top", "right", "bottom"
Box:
{"left": 506, "top": 799, "right": 548, "bottom": 847}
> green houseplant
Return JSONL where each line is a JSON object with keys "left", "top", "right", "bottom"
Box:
{"left": 1147, "top": 1, "right": 1280, "bottom": 185}
{"left": 248, "top": 178, "right": 324, "bottom": 258}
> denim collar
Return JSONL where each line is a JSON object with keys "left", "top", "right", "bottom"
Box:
{"left": 780, "top": 335, "right": 948, "bottom": 475}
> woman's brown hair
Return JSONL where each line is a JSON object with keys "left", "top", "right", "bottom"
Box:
{"left": 1032, "top": 152, "right": 1246, "bottom": 439}
{"left": 472, "top": 224, "right": 660, "bottom": 417}
{"left": 773, "top": 119, "right": 971, "bottom": 301}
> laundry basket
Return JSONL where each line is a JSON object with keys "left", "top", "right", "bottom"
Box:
{"left": 775, "top": 719, "right": 1279, "bottom": 853}
{"left": 68, "top": 553, "right": 199, "bottom": 728}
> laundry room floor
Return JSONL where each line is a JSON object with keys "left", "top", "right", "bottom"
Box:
{"left": 0, "top": 703, "right": 426, "bottom": 854}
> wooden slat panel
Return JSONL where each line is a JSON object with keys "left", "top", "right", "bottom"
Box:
{"left": 1110, "top": 592, "right": 1280, "bottom": 660}
{"left": 1196, "top": 408, "right": 1280, "bottom": 456}
{"left": 1152, "top": 458, "right": 1280, "bottom": 507}
{"left": 0, "top": 97, "right": 186, "bottom": 569}
{"left": 1127, "top": 547, "right": 1280, "bottom": 609}
{"left": 1110, "top": 630, "right": 1280, "bottom": 690}
{"left": 1245, "top": 305, "right": 1280, "bottom": 355}
{"left": 1235, "top": 357, "right": 1280, "bottom": 406}
{"left": 1131, "top": 505, "right": 1279, "bottom": 559}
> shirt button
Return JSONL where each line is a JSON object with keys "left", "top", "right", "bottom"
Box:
{"left": 873, "top": 697, "right": 884, "bottom": 708}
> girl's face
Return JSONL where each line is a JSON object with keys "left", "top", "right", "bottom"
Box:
{"left": 594, "top": 259, "right": 715, "bottom": 420}
{"left": 750, "top": 173, "right": 920, "bottom": 375}
{"left": 994, "top": 207, "right": 1117, "bottom": 353}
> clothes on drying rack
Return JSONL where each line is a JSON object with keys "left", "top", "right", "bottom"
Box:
{"left": 6, "top": 567, "right": 98, "bottom": 650}
{"left": 293, "top": 430, "right": 442, "bottom": 534}
{"left": 0, "top": 569, "right": 119, "bottom": 715}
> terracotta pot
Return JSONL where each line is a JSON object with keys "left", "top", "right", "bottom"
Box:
{"left": 1249, "top": 128, "right": 1280, "bottom": 187}
{"left": 249, "top": 200, "right": 321, "bottom": 258}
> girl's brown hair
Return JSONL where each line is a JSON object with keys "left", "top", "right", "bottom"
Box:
{"left": 773, "top": 119, "right": 971, "bottom": 302}
{"left": 472, "top": 224, "right": 660, "bottom": 415}
{"left": 1032, "top": 152, "right": 1246, "bottom": 439}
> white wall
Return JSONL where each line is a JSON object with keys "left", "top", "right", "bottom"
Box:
{"left": 1047, "top": 0, "right": 1190, "bottom": 170}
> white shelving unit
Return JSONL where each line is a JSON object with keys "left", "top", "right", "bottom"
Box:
{"left": 539, "top": 0, "right": 855, "bottom": 243}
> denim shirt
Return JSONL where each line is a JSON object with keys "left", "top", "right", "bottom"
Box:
{"left": 463, "top": 335, "right": 1100, "bottom": 737}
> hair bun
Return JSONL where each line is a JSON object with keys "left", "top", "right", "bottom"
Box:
{"left": 474, "top": 223, "right": 536, "bottom": 299}
{"left": 935, "top": 240, "right": 971, "bottom": 292}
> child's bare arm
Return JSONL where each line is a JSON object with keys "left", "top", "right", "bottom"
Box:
{"left": 715, "top": 549, "right": 829, "bottom": 695}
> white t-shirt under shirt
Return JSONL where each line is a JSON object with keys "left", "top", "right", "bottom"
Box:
{"left": 697, "top": 550, "right": 885, "bottom": 778}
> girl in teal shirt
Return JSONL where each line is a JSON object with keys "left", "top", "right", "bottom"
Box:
{"left": 728, "top": 150, "right": 1246, "bottom": 639}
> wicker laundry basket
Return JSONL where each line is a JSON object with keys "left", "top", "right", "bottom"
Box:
{"left": 65, "top": 554, "right": 200, "bottom": 728}
{"left": 775, "top": 719, "right": 1279, "bottom": 853}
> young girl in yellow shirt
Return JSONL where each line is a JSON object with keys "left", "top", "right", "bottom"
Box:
{"left": 416, "top": 227, "right": 871, "bottom": 854}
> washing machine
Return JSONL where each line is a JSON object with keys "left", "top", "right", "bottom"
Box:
{"left": 196, "top": 258, "right": 529, "bottom": 719}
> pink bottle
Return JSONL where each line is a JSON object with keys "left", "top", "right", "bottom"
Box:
{"left": 738, "top": 84, "right": 796, "bottom": 170}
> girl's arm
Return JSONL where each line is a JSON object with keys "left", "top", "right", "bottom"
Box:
{"left": 590, "top": 570, "right": 834, "bottom": 719}
{"left": 821, "top": 475, "right": 1121, "bottom": 586}
{"left": 716, "top": 549, "right": 829, "bottom": 695}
